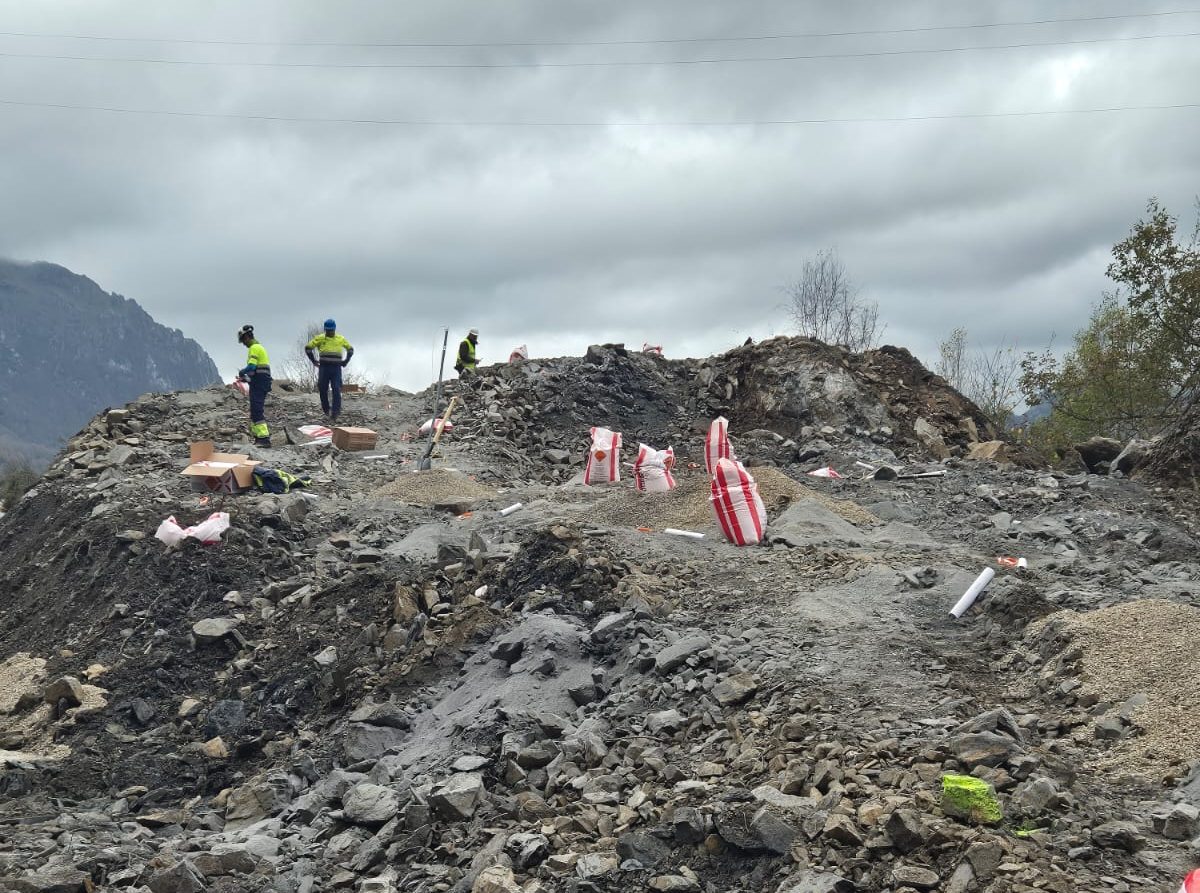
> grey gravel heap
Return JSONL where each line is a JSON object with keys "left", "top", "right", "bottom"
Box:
{"left": 0, "top": 339, "right": 1197, "bottom": 892}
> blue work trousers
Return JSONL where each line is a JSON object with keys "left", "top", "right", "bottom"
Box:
{"left": 248, "top": 374, "right": 271, "bottom": 424}
{"left": 318, "top": 363, "right": 343, "bottom": 418}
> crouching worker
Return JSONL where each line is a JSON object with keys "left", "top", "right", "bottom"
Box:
{"left": 237, "top": 324, "right": 273, "bottom": 447}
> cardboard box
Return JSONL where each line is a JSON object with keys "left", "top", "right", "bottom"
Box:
{"left": 332, "top": 426, "right": 379, "bottom": 451}
{"left": 181, "top": 441, "right": 262, "bottom": 493}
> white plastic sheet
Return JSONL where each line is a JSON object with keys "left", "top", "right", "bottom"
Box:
{"left": 155, "top": 512, "right": 231, "bottom": 546}
{"left": 807, "top": 466, "right": 843, "bottom": 479}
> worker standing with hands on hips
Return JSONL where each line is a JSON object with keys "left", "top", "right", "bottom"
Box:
{"left": 306, "top": 318, "right": 354, "bottom": 421}
{"left": 237, "top": 325, "right": 273, "bottom": 447}
{"left": 455, "top": 328, "right": 479, "bottom": 377}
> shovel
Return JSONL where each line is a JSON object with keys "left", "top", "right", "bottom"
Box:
{"left": 417, "top": 396, "right": 459, "bottom": 471}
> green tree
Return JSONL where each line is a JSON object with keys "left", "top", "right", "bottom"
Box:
{"left": 1019, "top": 199, "right": 1200, "bottom": 449}
{"left": 1107, "top": 198, "right": 1200, "bottom": 401}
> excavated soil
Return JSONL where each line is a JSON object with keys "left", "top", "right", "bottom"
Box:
{"left": 0, "top": 337, "right": 1197, "bottom": 893}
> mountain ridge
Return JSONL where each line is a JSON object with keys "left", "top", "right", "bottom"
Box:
{"left": 0, "top": 258, "right": 219, "bottom": 467}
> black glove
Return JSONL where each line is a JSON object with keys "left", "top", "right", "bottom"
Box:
{"left": 310, "top": 360, "right": 319, "bottom": 368}
{"left": 341, "top": 360, "right": 350, "bottom": 367}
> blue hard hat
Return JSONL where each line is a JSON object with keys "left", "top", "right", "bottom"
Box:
{"left": 324, "top": 318, "right": 336, "bottom": 330}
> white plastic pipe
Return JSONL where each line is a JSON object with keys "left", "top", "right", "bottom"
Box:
{"left": 499, "top": 503, "right": 523, "bottom": 516}
{"left": 663, "top": 528, "right": 705, "bottom": 539}
{"left": 950, "top": 567, "right": 995, "bottom": 618}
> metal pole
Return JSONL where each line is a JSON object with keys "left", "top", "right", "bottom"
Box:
{"left": 420, "top": 328, "right": 449, "bottom": 470}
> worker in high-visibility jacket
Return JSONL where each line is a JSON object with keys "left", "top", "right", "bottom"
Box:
{"left": 305, "top": 318, "right": 354, "bottom": 420}
{"left": 237, "top": 325, "right": 273, "bottom": 447}
{"left": 454, "top": 328, "right": 479, "bottom": 376}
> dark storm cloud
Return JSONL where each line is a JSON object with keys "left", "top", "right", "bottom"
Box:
{"left": 1, "top": 0, "right": 1198, "bottom": 387}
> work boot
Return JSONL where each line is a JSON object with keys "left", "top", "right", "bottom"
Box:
{"left": 255, "top": 436, "right": 272, "bottom": 447}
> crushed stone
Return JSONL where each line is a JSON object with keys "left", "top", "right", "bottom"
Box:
{"left": 0, "top": 653, "right": 107, "bottom": 767}
{"left": 1057, "top": 599, "right": 1200, "bottom": 778}
{"left": 567, "top": 466, "right": 875, "bottom": 532}
{"left": 374, "top": 468, "right": 497, "bottom": 505}
{"left": 0, "top": 652, "right": 45, "bottom": 713}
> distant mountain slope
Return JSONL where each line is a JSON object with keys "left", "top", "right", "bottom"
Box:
{"left": 0, "top": 259, "right": 218, "bottom": 467}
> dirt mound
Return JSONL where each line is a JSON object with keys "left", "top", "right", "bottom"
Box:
{"left": 443, "top": 337, "right": 1002, "bottom": 486}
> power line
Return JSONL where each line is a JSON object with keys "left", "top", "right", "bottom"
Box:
{"left": 2, "top": 96, "right": 1197, "bottom": 126}
{"left": 0, "top": 30, "right": 1198, "bottom": 69}
{"left": 0, "top": 9, "right": 1197, "bottom": 49}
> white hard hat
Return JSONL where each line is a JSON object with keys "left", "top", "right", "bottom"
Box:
{"left": 468, "top": 328, "right": 479, "bottom": 336}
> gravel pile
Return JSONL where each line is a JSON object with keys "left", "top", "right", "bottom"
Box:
{"left": 374, "top": 468, "right": 497, "bottom": 505}
{"left": 574, "top": 466, "right": 875, "bottom": 532}
{"left": 1059, "top": 599, "right": 1200, "bottom": 777}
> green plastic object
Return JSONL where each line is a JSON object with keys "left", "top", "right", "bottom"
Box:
{"left": 942, "top": 774, "right": 1003, "bottom": 825}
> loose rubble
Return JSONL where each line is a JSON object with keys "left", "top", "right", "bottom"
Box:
{"left": 0, "top": 336, "right": 1197, "bottom": 892}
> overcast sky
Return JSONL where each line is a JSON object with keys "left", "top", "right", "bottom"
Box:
{"left": 1, "top": 1, "right": 1198, "bottom": 389}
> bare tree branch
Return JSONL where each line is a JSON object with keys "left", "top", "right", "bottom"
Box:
{"left": 784, "top": 249, "right": 883, "bottom": 352}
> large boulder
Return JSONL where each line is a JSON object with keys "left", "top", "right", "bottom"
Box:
{"left": 1073, "top": 436, "right": 1122, "bottom": 472}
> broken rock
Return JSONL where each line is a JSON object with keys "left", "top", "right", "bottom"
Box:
{"left": 42, "top": 676, "right": 84, "bottom": 708}
{"left": 342, "top": 782, "right": 401, "bottom": 825}
{"left": 617, "top": 830, "right": 674, "bottom": 868}
{"left": 192, "top": 617, "right": 240, "bottom": 646}
{"left": 430, "top": 772, "right": 486, "bottom": 821}
{"left": 655, "top": 635, "right": 710, "bottom": 673}
{"left": 776, "top": 870, "right": 853, "bottom": 893}
{"left": 2, "top": 868, "right": 94, "bottom": 893}
{"left": 472, "top": 866, "right": 522, "bottom": 893}
{"left": 712, "top": 672, "right": 759, "bottom": 706}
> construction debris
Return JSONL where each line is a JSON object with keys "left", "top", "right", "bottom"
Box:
{"left": 0, "top": 336, "right": 1196, "bottom": 893}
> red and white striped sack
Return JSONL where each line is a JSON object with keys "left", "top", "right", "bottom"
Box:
{"left": 634, "top": 444, "right": 676, "bottom": 493}
{"left": 711, "top": 458, "right": 767, "bottom": 546}
{"left": 704, "top": 417, "right": 736, "bottom": 478}
{"left": 418, "top": 417, "right": 455, "bottom": 435}
{"left": 1180, "top": 870, "right": 1200, "bottom": 893}
{"left": 583, "top": 427, "right": 622, "bottom": 485}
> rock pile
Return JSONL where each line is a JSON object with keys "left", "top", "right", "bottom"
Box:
{"left": 446, "top": 338, "right": 999, "bottom": 485}
{"left": 0, "top": 340, "right": 1197, "bottom": 892}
